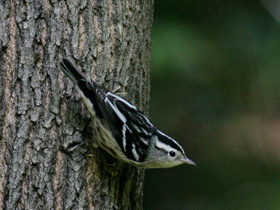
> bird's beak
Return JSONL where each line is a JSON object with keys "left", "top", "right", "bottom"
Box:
{"left": 182, "top": 157, "right": 196, "bottom": 166}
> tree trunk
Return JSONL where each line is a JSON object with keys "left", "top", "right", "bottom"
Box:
{"left": 0, "top": 0, "right": 153, "bottom": 209}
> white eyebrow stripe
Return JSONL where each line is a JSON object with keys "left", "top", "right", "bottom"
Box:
{"left": 157, "top": 130, "right": 185, "bottom": 155}
{"left": 155, "top": 140, "right": 173, "bottom": 152}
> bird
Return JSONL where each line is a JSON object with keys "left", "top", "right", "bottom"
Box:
{"left": 59, "top": 58, "right": 195, "bottom": 168}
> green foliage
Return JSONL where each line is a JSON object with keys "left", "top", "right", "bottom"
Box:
{"left": 145, "top": 1, "right": 280, "bottom": 209}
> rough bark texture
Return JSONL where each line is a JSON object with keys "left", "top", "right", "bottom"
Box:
{"left": 0, "top": 0, "right": 153, "bottom": 209}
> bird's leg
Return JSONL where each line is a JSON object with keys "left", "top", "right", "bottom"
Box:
{"left": 97, "top": 149, "right": 121, "bottom": 176}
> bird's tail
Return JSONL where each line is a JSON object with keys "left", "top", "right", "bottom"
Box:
{"left": 60, "top": 58, "right": 86, "bottom": 84}
{"left": 59, "top": 58, "right": 104, "bottom": 118}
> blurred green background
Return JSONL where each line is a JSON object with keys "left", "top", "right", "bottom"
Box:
{"left": 144, "top": 0, "right": 280, "bottom": 209}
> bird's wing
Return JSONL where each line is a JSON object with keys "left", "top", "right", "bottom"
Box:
{"left": 94, "top": 87, "right": 153, "bottom": 162}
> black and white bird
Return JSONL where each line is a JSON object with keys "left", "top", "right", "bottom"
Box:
{"left": 60, "top": 58, "right": 195, "bottom": 168}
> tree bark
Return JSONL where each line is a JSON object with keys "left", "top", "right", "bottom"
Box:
{"left": 0, "top": 0, "right": 153, "bottom": 209}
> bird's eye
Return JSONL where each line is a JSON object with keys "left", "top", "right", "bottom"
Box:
{"left": 169, "top": 151, "right": 176, "bottom": 157}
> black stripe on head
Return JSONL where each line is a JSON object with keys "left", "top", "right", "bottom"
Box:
{"left": 156, "top": 130, "right": 185, "bottom": 155}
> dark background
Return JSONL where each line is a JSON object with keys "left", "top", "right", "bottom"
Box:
{"left": 144, "top": 0, "right": 280, "bottom": 209}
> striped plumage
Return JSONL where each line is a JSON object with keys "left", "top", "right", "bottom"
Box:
{"left": 60, "top": 58, "right": 195, "bottom": 168}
